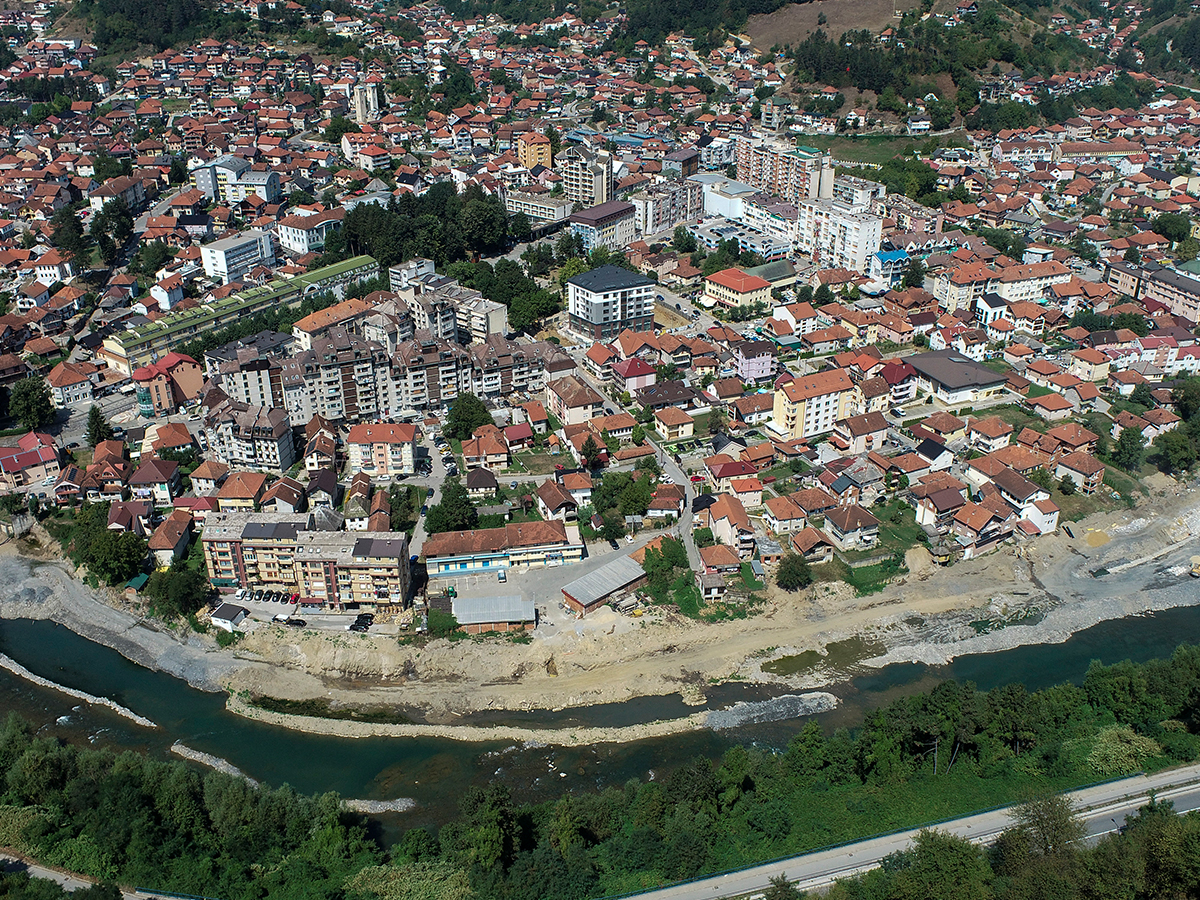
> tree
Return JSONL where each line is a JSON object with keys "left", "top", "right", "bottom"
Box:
{"left": 1129, "top": 382, "right": 1157, "bottom": 409}
{"left": 1155, "top": 429, "right": 1196, "bottom": 474}
{"left": 708, "top": 407, "right": 727, "bottom": 435}
{"left": 85, "top": 405, "right": 113, "bottom": 447}
{"left": 902, "top": 258, "right": 926, "bottom": 289}
{"left": 631, "top": 424, "right": 645, "bottom": 445}
{"left": 323, "top": 115, "right": 360, "bottom": 144}
{"left": 1177, "top": 237, "right": 1200, "bottom": 262}
{"left": 86, "top": 529, "right": 146, "bottom": 585}
{"left": 9, "top": 378, "right": 53, "bottom": 431}
{"left": 1008, "top": 794, "right": 1087, "bottom": 857}
{"left": 459, "top": 197, "right": 508, "bottom": 253}
{"left": 764, "top": 874, "right": 804, "bottom": 899}
{"left": 776, "top": 553, "right": 813, "bottom": 592}
{"left": 509, "top": 211, "right": 532, "bottom": 244}
{"left": 145, "top": 561, "right": 211, "bottom": 618}
{"left": 1123, "top": 246, "right": 1141, "bottom": 264}
{"left": 424, "top": 479, "right": 478, "bottom": 534}
{"left": 1028, "top": 467, "right": 1052, "bottom": 491}
{"left": 1173, "top": 377, "right": 1200, "bottom": 420}
{"left": 672, "top": 225, "right": 697, "bottom": 253}
{"left": 1058, "top": 474, "right": 1077, "bottom": 495}
{"left": 50, "top": 206, "right": 92, "bottom": 264}
{"left": 168, "top": 157, "right": 188, "bottom": 184}
{"left": 446, "top": 393, "right": 492, "bottom": 440}
{"left": 581, "top": 434, "right": 603, "bottom": 469}
{"left": 599, "top": 514, "right": 625, "bottom": 541}
{"left": 1112, "top": 426, "right": 1145, "bottom": 472}
{"left": 1152, "top": 212, "right": 1192, "bottom": 245}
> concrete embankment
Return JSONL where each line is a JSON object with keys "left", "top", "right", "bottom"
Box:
{"left": 0, "top": 652, "right": 158, "bottom": 728}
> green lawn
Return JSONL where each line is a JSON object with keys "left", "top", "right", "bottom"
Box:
{"left": 509, "top": 450, "right": 564, "bottom": 475}
{"left": 1025, "top": 384, "right": 1054, "bottom": 399}
{"left": 989, "top": 403, "right": 1045, "bottom": 434}
{"left": 808, "top": 130, "right": 968, "bottom": 167}
{"left": 739, "top": 562, "right": 765, "bottom": 591}
{"left": 982, "top": 359, "right": 1014, "bottom": 375}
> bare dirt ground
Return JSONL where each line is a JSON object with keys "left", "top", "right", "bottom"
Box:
{"left": 5, "top": 478, "right": 1200, "bottom": 740}
{"left": 745, "top": 0, "right": 922, "bottom": 52}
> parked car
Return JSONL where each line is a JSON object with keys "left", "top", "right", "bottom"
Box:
{"left": 497, "top": 569, "right": 507, "bottom": 583}
{"left": 426, "top": 488, "right": 435, "bottom": 497}
{"left": 285, "top": 619, "right": 307, "bottom": 628}
{"left": 253, "top": 590, "right": 264, "bottom": 602}
{"left": 348, "top": 623, "right": 369, "bottom": 632}
{"left": 420, "top": 505, "right": 429, "bottom": 515}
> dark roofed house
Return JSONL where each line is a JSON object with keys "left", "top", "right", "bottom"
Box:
{"left": 466, "top": 466, "right": 499, "bottom": 499}
{"left": 824, "top": 504, "right": 880, "bottom": 550}
{"left": 907, "top": 350, "right": 1008, "bottom": 404}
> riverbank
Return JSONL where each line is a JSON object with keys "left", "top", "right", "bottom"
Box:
{"left": 2, "top": 481, "right": 1198, "bottom": 742}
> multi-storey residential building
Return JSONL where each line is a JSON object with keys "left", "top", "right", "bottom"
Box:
{"left": 734, "top": 136, "right": 833, "bottom": 206}
{"left": 423, "top": 521, "right": 584, "bottom": 577}
{"left": 504, "top": 189, "right": 573, "bottom": 224}
{"left": 390, "top": 336, "right": 473, "bottom": 410}
{"left": 220, "top": 355, "right": 284, "bottom": 409}
{"left": 201, "top": 510, "right": 410, "bottom": 608}
{"left": 201, "top": 229, "right": 276, "bottom": 284}
{"left": 628, "top": 180, "right": 702, "bottom": 236}
{"left": 795, "top": 198, "right": 883, "bottom": 273}
{"left": 276, "top": 207, "right": 345, "bottom": 255}
{"left": 566, "top": 265, "right": 654, "bottom": 340}
{"left": 1144, "top": 266, "right": 1200, "bottom": 319}
{"left": 291, "top": 296, "right": 375, "bottom": 351}
{"left": 556, "top": 145, "right": 613, "bottom": 207}
{"left": 455, "top": 295, "right": 509, "bottom": 345}
{"left": 568, "top": 200, "right": 636, "bottom": 252}
{"left": 204, "top": 401, "right": 295, "bottom": 471}
{"left": 771, "top": 369, "right": 858, "bottom": 440}
{"left": 516, "top": 131, "right": 553, "bottom": 169}
{"left": 546, "top": 374, "right": 604, "bottom": 426}
{"left": 347, "top": 422, "right": 418, "bottom": 475}
{"left": 132, "top": 351, "right": 204, "bottom": 417}
{"left": 306, "top": 327, "right": 392, "bottom": 422}
{"left": 192, "top": 154, "right": 282, "bottom": 205}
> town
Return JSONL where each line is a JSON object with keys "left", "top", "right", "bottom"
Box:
{"left": 0, "top": 0, "right": 1197, "bottom": 638}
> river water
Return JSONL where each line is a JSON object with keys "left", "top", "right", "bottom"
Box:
{"left": 2, "top": 605, "right": 1200, "bottom": 835}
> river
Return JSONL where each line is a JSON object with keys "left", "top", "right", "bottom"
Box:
{"left": 2, "top": 605, "right": 1200, "bottom": 837}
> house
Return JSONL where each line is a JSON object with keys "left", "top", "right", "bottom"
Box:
{"left": 347, "top": 422, "right": 417, "bottom": 476}
{"left": 655, "top": 406, "right": 695, "bottom": 441}
{"left": 764, "top": 494, "right": 806, "bottom": 534}
{"left": 148, "top": 509, "right": 192, "bottom": 567}
{"left": 190, "top": 459, "right": 229, "bottom": 495}
{"left": 702, "top": 493, "right": 756, "bottom": 558}
{"left": 730, "top": 477, "right": 763, "bottom": 510}
{"left": 1067, "top": 347, "right": 1110, "bottom": 382}
{"left": 210, "top": 603, "right": 249, "bottom": 632}
{"left": 791, "top": 526, "right": 834, "bottom": 563}
{"left": 216, "top": 471, "right": 272, "bottom": 510}
{"left": 915, "top": 486, "right": 967, "bottom": 529}
{"left": 966, "top": 416, "right": 1014, "bottom": 452}
{"left": 611, "top": 357, "right": 657, "bottom": 393}
{"left": 535, "top": 479, "right": 578, "bottom": 522}
{"left": 261, "top": 475, "right": 307, "bottom": 514}
{"left": 466, "top": 466, "right": 500, "bottom": 500}
{"left": 462, "top": 433, "right": 510, "bottom": 471}
{"left": 546, "top": 374, "right": 604, "bottom": 426}
{"left": 832, "top": 411, "right": 889, "bottom": 455}
{"left": 699, "top": 542, "right": 742, "bottom": 574}
{"left": 46, "top": 361, "right": 97, "bottom": 407}
{"left": 824, "top": 505, "right": 880, "bottom": 550}
{"left": 307, "top": 469, "right": 340, "bottom": 508}
{"left": 952, "top": 501, "right": 1010, "bottom": 558}
{"left": 128, "top": 456, "right": 180, "bottom": 505}
{"left": 1055, "top": 450, "right": 1105, "bottom": 494}
{"left": 1026, "top": 392, "right": 1075, "bottom": 421}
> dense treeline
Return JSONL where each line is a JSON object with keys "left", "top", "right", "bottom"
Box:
{"left": 826, "top": 797, "right": 1200, "bottom": 900}
{"left": 8, "top": 649, "right": 1200, "bottom": 898}
{"left": 362, "top": 646, "right": 1200, "bottom": 898}
{"left": 792, "top": 5, "right": 1101, "bottom": 114}
{"left": 335, "top": 184, "right": 508, "bottom": 270}
{"left": 0, "top": 714, "right": 380, "bottom": 898}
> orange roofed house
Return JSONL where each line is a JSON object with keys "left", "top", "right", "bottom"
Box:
{"left": 703, "top": 267, "right": 772, "bottom": 310}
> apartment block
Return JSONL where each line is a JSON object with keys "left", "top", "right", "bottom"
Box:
{"left": 556, "top": 145, "right": 613, "bottom": 207}
{"left": 347, "top": 422, "right": 418, "bottom": 476}
{"left": 734, "top": 136, "right": 833, "bottom": 206}
{"left": 568, "top": 200, "right": 636, "bottom": 252}
{"left": 201, "top": 229, "right": 276, "bottom": 284}
{"left": 204, "top": 400, "right": 295, "bottom": 471}
{"left": 504, "top": 189, "right": 573, "bottom": 224}
{"left": 771, "top": 369, "right": 859, "bottom": 440}
{"left": 566, "top": 264, "right": 655, "bottom": 340}
{"left": 201, "top": 510, "right": 410, "bottom": 608}
{"left": 628, "top": 180, "right": 703, "bottom": 236}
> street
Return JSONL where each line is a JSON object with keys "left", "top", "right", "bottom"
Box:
{"left": 633, "top": 762, "right": 1200, "bottom": 899}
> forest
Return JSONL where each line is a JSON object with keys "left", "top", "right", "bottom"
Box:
{"left": 5, "top": 648, "right": 1200, "bottom": 898}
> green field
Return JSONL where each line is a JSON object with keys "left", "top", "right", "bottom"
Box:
{"left": 808, "top": 130, "right": 969, "bottom": 167}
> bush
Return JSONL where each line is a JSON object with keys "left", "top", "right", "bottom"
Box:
{"left": 776, "top": 554, "right": 813, "bottom": 592}
{"left": 427, "top": 608, "right": 461, "bottom": 638}
{"left": 215, "top": 630, "right": 241, "bottom": 648}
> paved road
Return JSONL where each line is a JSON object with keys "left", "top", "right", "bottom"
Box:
{"left": 1, "top": 852, "right": 145, "bottom": 899}
{"left": 635, "top": 763, "right": 1200, "bottom": 899}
